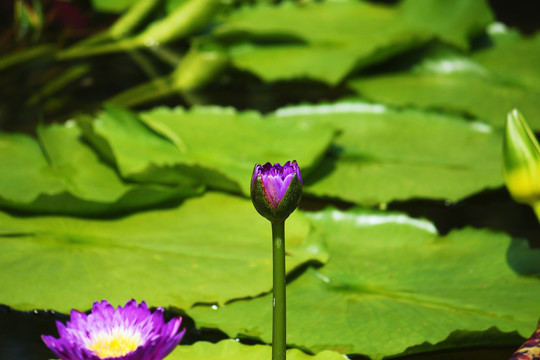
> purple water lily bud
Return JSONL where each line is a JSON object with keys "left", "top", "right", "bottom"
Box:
{"left": 42, "top": 299, "right": 185, "bottom": 360}
{"left": 251, "top": 160, "right": 302, "bottom": 222}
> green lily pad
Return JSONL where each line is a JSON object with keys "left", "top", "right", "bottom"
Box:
{"left": 473, "top": 31, "right": 540, "bottom": 93}
{"left": 168, "top": 340, "right": 346, "bottom": 360}
{"left": 398, "top": 0, "right": 493, "bottom": 50}
{"left": 80, "top": 105, "right": 196, "bottom": 183}
{"left": 349, "top": 73, "right": 540, "bottom": 131}
{"left": 348, "top": 34, "right": 540, "bottom": 129}
{"left": 0, "top": 121, "right": 201, "bottom": 215}
{"left": 140, "top": 106, "right": 335, "bottom": 195}
{"left": 211, "top": 0, "right": 492, "bottom": 84}
{"left": 213, "top": 0, "right": 424, "bottom": 84}
{"left": 83, "top": 105, "right": 334, "bottom": 196}
{"left": 189, "top": 208, "right": 540, "bottom": 359}
{"left": 273, "top": 102, "right": 503, "bottom": 204}
{"left": 81, "top": 105, "right": 246, "bottom": 193}
{"left": 0, "top": 131, "right": 65, "bottom": 204}
{"left": 0, "top": 192, "right": 328, "bottom": 313}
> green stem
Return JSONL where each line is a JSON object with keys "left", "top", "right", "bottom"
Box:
{"left": 271, "top": 221, "right": 286, "bottom": 360}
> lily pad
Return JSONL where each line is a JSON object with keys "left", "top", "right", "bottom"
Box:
{"left": 211, "top": 0, "right": 492, "bottom": 84}
{"left": 0, "top": 192, "right": 328, "bottom": 313}
{"left": 273, "top": 102, "right": 503, "bottom": 204}
{"left": 349, "top": 73, "right": 540, "bottom": 131}
{"left": 473, "top": 31, "right": 540, "bottom": 93}
{"left": 168, "top": 340, "right": 346, "bottom": 360}
{"left": 0, "top": 121, "right": 201, "bottom": 215}
{"left": 0, "top": 131, "right": 65, "bottom": 204}
{"left": 213, "top": 0, "right": 424, "bottom": 84}
{"left": 80, "top": 105, "right": 197, "bottom": 184}
{"left": 189, "top": 208, "right": 540, "bottom": 359}
{"left": 348, "top": 35, "right": 540, "bottom": 129}
{"left": 398, "top": 0, "right": 493, "bottom": 50}
{"left": 140, "top": 106, "right": 335, "bottom": 195}
{"left": 83, "top": 105, "right": 334, "bottom": 196}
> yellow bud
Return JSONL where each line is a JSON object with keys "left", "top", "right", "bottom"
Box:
{"left": 502, "top": 109, "right": 540, "bottom": 205}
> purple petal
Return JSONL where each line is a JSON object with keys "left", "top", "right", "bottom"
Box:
{"left": 42, "top": 300, "right": 185, "bottom": 360}
{"left": 255, "top": 161, "right": 301, "bottom": 207}
{"left": 262, "top": 174, "right": 282, "bottom": 207}
{"left": 280, "top": 173, "right": 294, "bottom": 199}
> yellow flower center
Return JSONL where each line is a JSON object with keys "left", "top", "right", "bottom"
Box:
{"left": 87, "top": 329, "right": 143, "bottom": 359}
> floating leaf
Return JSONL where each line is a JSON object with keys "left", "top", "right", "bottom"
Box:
{"left": 0, "top": 192, "right": 327, "bottom": 313}
{"left": 348, "top": 34, "right": 540, "bottom": 129}
{"left": 473, "top": 31, "right": 540, "bottom": 93}
{"left": 190, "top": 208, "right": 540, "bottom": 359}
{"left": 349, "top": 73, "right": 540, "bottom": 131}
{"left": 211, "top": 0, "right": 492, "bottom": 84}
{"left": 0, "top": 130, "right": 64, "bottom": 204}
{"left": 0, "top": 121, "right": 201, "bottom": 214}
{"left": 140, "top": 106, "right": 335, "bottom": 195}
{"left": 83, "top": 105, "right": 334, "bottom": 195}
{"left": 273, "top": 102, "right": 503, "bottom": 204}
{"left": 398, "top": 0, "right": 493, "bottom": 50}
{"left": 213, "top": 0, "right": 426, "bottom": 84}
{"left": 168, "top": 340, "right": 346, "bottom": 360}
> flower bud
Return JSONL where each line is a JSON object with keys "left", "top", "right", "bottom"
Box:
{"left": 251, "top": 161, "right": 303, "bottom": 223}
{"left": 502, "top": 109, "right": 540, "bottom": 205}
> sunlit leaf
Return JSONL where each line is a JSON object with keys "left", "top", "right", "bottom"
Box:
{"left": 213, "top": 0, "right": 426, "bottom": 84}
{"left": 348, "top": 35, "right": 540, "bottom": 129}
{"left": 272, "top": 102, "right": 503, "bottom": 204}
{"left": 140, "top": 106, "right": 335, "bottom": 194}
{"left": 349, "top": 74, "right": 540, "bottom": 131}
{"left": 82, "top": 105, "right": 335, "bottom": 195}
{"left": 398, "top": 0, "right": 493, "bottom": 50}
{"left": 190, "top": 208, "right": 540, "bottom": 359}
{"left": 0, "top": 131, "right": 64, "bottom": 203}
{"left": 168, "top": 340, "right": 346, "bottom": 360}
{"left": 0, "top": 192, "right": 328, "bottom": 313}
{"left": 211, "top": 0, "right": 492, "bottom": 84}
{"left": 473, "top": 31, "right": 540, "bottom": 93}
{"left": 0, "top": 122, "right": 201, "bottom": 214}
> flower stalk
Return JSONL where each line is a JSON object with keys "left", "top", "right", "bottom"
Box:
{"left": 272, "top": 221, "right": 286, "bottom": 360}
{"left": 250, "top": 160, "right": 303, "bottom": 360}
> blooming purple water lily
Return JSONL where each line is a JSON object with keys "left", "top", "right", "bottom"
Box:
{"left": 251, "top": 160, "right": 302, "bottom": 222}
{"left": 42, "top": 299, "right": 185, "bottom": 360}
